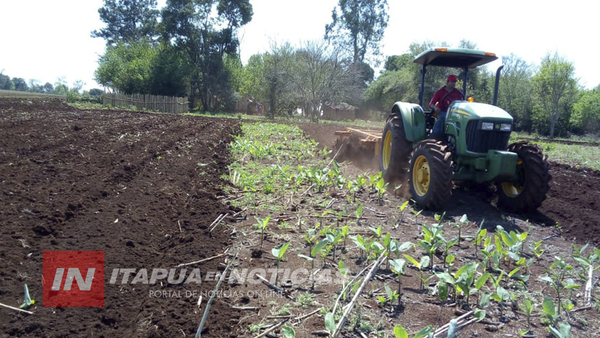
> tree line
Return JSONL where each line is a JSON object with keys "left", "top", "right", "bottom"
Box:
{"left": 0, "top": 72, "right": 103, "bottom": 102}
{"left": 90, "top": 0, "right": 600, "bottom": 138}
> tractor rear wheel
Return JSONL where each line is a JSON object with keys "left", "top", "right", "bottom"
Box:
{"left": 380, "top": 116, "right": 412, "bottom": 183}
{"left": 496, "top": 142, "right": 551, "bottom": 212}
{"left": 409, "top": 140, "right": 453, "bottom": 210}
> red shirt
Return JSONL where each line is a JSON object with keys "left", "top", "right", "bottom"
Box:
{"left": 429, "top": 86, "right": 463, "bottom": 112}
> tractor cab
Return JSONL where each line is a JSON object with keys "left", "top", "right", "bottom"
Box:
{"left": 413, "top": 47, "right": 501, "bottom": 107}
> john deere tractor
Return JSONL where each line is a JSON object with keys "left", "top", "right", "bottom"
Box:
{"left": 380, "top": 48, "right": 551, "bottom": 211}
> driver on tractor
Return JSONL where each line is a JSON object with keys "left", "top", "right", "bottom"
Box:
{"left": 429, "top": 74, "right": 463, "bottom": 140}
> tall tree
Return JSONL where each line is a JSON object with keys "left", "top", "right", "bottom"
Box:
{"left": 149, "top": 42, "right": 191, "bottom": 97}
{"left": 290, "top": 40, "right": 363, "bottom": 121}
{"left": 161, "top": 0, "right": 252, "bottom": 111}
{"left": 263, "top": 42, "right": 295, "bottom": 119}
{"left": 95, "top": 41, "right": 158, "bottom": 94}
{"left": 532, "top": 53, "right": 577, "bottom": 138}
{"left": 0, "top": 73, "right": 13, "bottom": 90}
{"left": 497, "top": 54, "right": 534, "bottom": 131}
{"left": 92, "top": 0, "right": 160, "bottom": 44}
{"left": 324, "top": 0, "right": 389, "bottom": 64}
{"left": 239, "top": 54, "right": 267, "bottom": 105}
{"left": 12, "top": 78, "right": 28, "bottom": 91}
{"left": 570, "top": 88, "right": 600, "bottom": 135}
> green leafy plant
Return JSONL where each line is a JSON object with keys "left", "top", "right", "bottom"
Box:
{"left": 519, "top": 296, "right": 534, "bottom": 332}
{"left": 298, "top": 238, "right": 330, "bottom": 289}
{"left": 549, "top": 321, "right": 572, "bottom": 338}
{"left": 417, "top": 224, "right": 445, "bottom": 269}
{"left": 355, "top": 203, "right": 364, "bottom": 226}
{"left": 375, "top": 176, "right": 388, "bottom": 205}
{"left": 473, "top": 221, "right": 487, "bottom": 260}
{"left": 453, "top": 214, "right": 469, "bottom": 246}
{"left": 271, "top": 242, "right": 290, "bottom": 286}
{"left": 19, "top": 284, "right": 35, "bottom": 309}
{"left": 377, "top": 284, "right": 400, "bottom": 309}
{"left": 325, "top": 312, "right": 336, "bottom": 334}
{"left": 454, "top": 262, "right": 480, "bottom": 307}
{"left": 532, "top": 239, "right": 545, "bottom": 258}
{"left": 282, "top": 325, "right": 296, "bottom": 338}
{"left": 403, "top": 254, "right": 431, "bottom": 290}
{"left": 539, "top": 256, "right": 581, "bottom": 316}
{"left": 542, "top": 296, "right": 560, "bottom": 325}
{"left": 389, "top": 258, "right": 407, "bottom": 298}
{"left": 395, "top": 200, "right": 410, "bottom": 228}
{"left": 254, "top": 215, "right": 271, "bottom": 250}
{"left": 393, "top": 325, "right": 432, "bottom": 338}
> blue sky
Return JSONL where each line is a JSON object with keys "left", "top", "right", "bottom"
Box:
{"left": 1, "top": 0, "right": 598, "bottom": 91}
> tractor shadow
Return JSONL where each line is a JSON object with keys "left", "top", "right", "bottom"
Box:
{"left": 424, "top": 183, "right": 558, "bottom": 234}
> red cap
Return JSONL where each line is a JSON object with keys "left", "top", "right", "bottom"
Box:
{"left": 447, "top": 75, "right": 458, "bottom": 82}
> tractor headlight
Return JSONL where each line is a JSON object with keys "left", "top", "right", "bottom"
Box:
{"left": 481, "top": 122, "right": 494, "bottom": 131}
{"left": 500, "top": 123, "right": 512, "bottom": 132}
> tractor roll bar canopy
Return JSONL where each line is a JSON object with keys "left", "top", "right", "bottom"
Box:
{"left": 415, "top": 48, "right": 500, "bottom": 106}
{"left": 414, "top": 48, "right": 498, "bottom": 68}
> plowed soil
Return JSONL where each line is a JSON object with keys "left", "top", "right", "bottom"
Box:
{"left": 1, "top": 98, "right": 600, "bottom": 337}
{"left": 0, "top": 98, "right": 242, "bottom": 337}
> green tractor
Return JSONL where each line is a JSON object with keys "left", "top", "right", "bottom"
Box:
{"left": 380, "top": 48, "right": 551, "bottom": 211}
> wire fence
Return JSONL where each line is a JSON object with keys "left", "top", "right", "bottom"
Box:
{"left": 102, "top": 93, "right": 189, "bottom": 114}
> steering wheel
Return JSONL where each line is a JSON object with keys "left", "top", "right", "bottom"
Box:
{"left": 440, "top": 90, "right": 464, "bottom": 111}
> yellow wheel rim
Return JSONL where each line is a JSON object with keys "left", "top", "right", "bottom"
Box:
{"left": 501, "top": 157, "right": 524, "bottom": 198}
{"left": 383, "top": 130, "right": 392, "bottom": 170}
{"left": 501, "top": 182, "right": 523, "bottom": 198}
{"left": 412, "top": 155, "right": 430, "bottom": 197}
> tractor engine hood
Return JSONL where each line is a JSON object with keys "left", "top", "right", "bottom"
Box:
{"left": 449, "top": 102, "right": 513, "bottom": 123}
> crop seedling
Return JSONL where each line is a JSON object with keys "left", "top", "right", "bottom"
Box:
{"left": 375, "top": 176, "right": 388, "bottom": 205}
{"left": 533, "top": 239, "right": 545, "bottom": 259}
{"left": 542, "top": 296, "right": 560, "bottom": 325}
{"left": 298, "top": 238, "right": 330, "bottom": 289}
{"left": 355, "top": 203, "right": 364, "bottom": 226}
{"left": 572, "top": 244, "right": 600, "bottom": 304}
{"left": 417, "top": 224, "right": 445, "bottom": 269}
{"left": 519, "top": 295, "right": 534, "bottom": 334}
{"left": 491, "top": 286, "right": 512, "bottom": 320}
{"left": 377, "top": 284, "right": 400, "bottom": 310}
{"left": 271, "top": 242, "right": 290, "bottom": 286}
{"left": 549, "top": 322, "right": 572, "bottom": 338}
{"left": 496, "top": 225, "right": 528, "bottom": 262}
{"left": 20, "top": 284, "right": 34, "bottom": 309}
{"left": 325, "top": 312, "right": 336, "bottom": 334}
{"left": 395, "top": 200, "right": 410, "bottom": 228}
{"left": 454, "top": 262, "right": 480, "bottom": 307}
{"left": 435, "top": 271, "right": 456, "bottom": 303}
{"left": 403, "top": 254, "right": 431, "bottom": 290}
{"left": 254, "top": 215, "right": 271, "bottom": 250}
{"left": 539, "top": 256, "right": 581, "bottom": 316}
{"left": 411, "top": 208, "right": 423, "bottom": 226}
{"left": 393, "top": 325, "right": 432, "bottom": 338}
{"left": 453, "top": 214, "right": 469, "bottom": 246}
{"left": 389, "top": 258, "right": 407, "bottom": 298}
{"left": 281, "top": 325, "right": 295, "bottom": 338}
{"left": 472, "top": 220, "right": 487, "bottom": 260}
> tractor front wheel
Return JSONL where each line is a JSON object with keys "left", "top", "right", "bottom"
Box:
{"left": 409, "top": 140, "right": 453, "bottom": 210}
{"left": 380, "top": 116, "right": 412, "bottom": 183}
{"left": 496, "top": 142, "right": 551, "bottom": 212}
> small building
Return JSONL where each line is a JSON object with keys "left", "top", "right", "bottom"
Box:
{"left": 322, "top": 102, "right": 357, "bottom": 121}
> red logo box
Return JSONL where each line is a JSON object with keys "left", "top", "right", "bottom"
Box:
{"left": 43, "top": 251, "right": 105, "bottom": 307}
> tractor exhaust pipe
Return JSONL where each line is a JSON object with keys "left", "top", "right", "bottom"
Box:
{"left": 493, "top": 65, "right": 504, "bottom": 106}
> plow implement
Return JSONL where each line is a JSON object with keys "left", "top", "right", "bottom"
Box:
{"left": 334, "top": 127, "right": 382, "bottom": 159}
